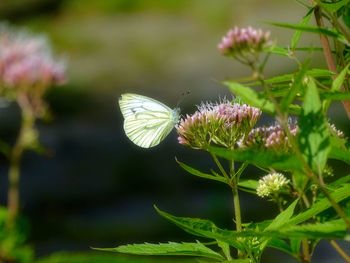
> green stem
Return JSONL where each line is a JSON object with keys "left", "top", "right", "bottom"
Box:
{"left": 7, "top": 97, "right": 35, "bottom": 227}
{"left": 301, "top": 238, "right": 310, "bottom": 263}
{"left": 210, "top": 153, "right": 231, "bottom": 186}
{"left": 230, "top": 160, "right": 242, "bottom": 233}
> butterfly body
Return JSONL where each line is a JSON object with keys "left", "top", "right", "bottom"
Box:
{"left": 119, "top": 93, "right": 180, "bottom": 148}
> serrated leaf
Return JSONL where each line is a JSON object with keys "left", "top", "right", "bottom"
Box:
{"left": 266, "top": 22, "right": 345, "bottom": 41}
{"left": 291, "top": 8, "right": 314, "bottom": 49}
{"left": 287, "top": 183, "right": 350, "bottom": 225}
{"left": 321, "top": 0, "right": 350, "bottom": 12}
{"left": 208, "top": 147, "right": 303, "bottom": 171}
{"left": 265, "top": 200, "right": 299, "bottom": 231}
{"left": 280, "top": 61, "right": 309, "bottom": 111}
{"left": 298, "top": 79, "right": 330, "bottom": 172}
{"left": 223, "top": 81, "right": 275, "bottom": 115}
{"left": 177, "top": 159, "right": 227, "bottom": 184}
{"left": 92, "top": 241, "right": 224, "bottom": 260}
{"left": 154, "top": 206, "right": 244, "bottom": 250}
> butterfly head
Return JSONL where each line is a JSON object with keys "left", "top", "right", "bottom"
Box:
{"left": 172, "top": 107, "right": 181, "bottom": 123}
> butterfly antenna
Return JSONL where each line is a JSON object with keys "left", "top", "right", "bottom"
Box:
{"left": 176, "top": 90, "right": 191, "bottom": 108}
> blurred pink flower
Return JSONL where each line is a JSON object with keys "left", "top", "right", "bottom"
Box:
{"left": 0, "top": 24, "right": 66, "bottom": 89}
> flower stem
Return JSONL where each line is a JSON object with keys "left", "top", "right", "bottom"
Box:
{"left": 230, "top": 160, "right": 242, "bottom": 233}
{"left": 7, "top": 96, "right": 35, "bottom": 227}
{"left": 301, "top": 238, "right": 310, "bottom": 263}
{"left": 210, "top": 153, "right": 231, "bottom": 186}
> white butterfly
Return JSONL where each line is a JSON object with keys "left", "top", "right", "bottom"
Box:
{"left": 119, "top": 93, "right": 180, "bottom": 148}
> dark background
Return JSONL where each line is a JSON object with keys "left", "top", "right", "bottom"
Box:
{"left": 0, "top": 0, "right": 349, "bottom": 262}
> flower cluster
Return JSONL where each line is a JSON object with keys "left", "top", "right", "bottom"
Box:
{"left": 0, "top": 24, "right": 66, "bottom": 112}
{"left": 176, "top": 99, "right": 261, "bottom": 149}
{"left": 256, "top": 173, "right": 290, "bottom": 198}
{"left": 218, "top": 26, "right": 270, "bottom": 57}
{"left": 240, "top": 122, "right": 298, "bottom": 152}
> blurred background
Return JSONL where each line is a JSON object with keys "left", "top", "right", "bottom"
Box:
{"left": 0, "top": 0, "right": 349, "bottom": 262}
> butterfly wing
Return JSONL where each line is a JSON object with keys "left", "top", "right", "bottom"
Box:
{"left": 119, "top": 93, "right": 179, "bottom": 148}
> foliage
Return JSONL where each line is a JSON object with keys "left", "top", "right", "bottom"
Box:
{"left": 101, "top": 1, "right": 350, "bottom": 263}
{"left": 0, "top": 206, "right": 33, "bottom": 263}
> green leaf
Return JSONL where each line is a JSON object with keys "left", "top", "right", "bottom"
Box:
{"left": 323, "top": 64, "right": 350, "bottom": 111}
{"left": 265, "top": 200, "right": 299, "bottom": 231}
{"left": 330, "top": 174, "right": 350, "bottom": 188}
{"left": 266, "top": 22, "right": 345, "bottom": 41}
{"left": 92, "top": 242, "right": 224, "bottom": 260}
{"left": 275, "top": 219, "right": 347, "bottom": 239}
{"left": 217, "top": 240, "right": 231, "bottom": 261}
{"left": 264, "top": 45, "right": 289, "bottom": 56}
{"left": 208, "top": 148, "right": 303, "bottom": 171}
{"left": 332, "top": 64, "right": 349, "bottom": 91}
{"left": 238, "top": 179, "right": 259, "bottom": 191}
{"left": 343, "top": 5, "right": 350, "bottom": 28}
{"left": 177, "top": 159, "right": 227, "bottom": 184}
{"left": 290, "top": 238, "right": 302, "bottom": 254}
{"left": 280, "top": 61, "right": 309, "bottom": 111}
{"left": 267, "top": 239, "right": 297, "bottom": 258}
{"left": 287, "top": 183, "right": 350, "bottom": 225}
{"left": 223, "top": 81, "right": 275, "bottom": 115}
{"left": 294, "top": 47, "right": 324, "bottom": 52}
{"left": 291, "top": 8, "right": 314, "bottom": 49}
{"left": 298, "top": 79, "right": 330, "bottom": 172}
{"left": 321, "top": 0, "right": 350, "bottom": 13}
{"left": 263, "top": 46, "right": 323, "bottom": 56}
{"left": 320, "top": 91, "right": 350, "bottom": 100}
{"left": 328, "top": 137, "right": 350, "bottom": 164}
{"left": 154, "top": 206, "right": 244, "bottom": 250}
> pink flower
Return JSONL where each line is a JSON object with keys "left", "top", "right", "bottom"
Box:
{"left": 239, "top": 122, "right": 298, "bottom": 151}
{"left": 176, "top": 99, "right": 261, "bottom": 149}
{"left": 218, "top": 26, "right": 270, "bottom": 56}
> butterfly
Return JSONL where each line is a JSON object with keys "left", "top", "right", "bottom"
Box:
{"left": 119, "top": 93, "right": 180, "bottom": 148}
